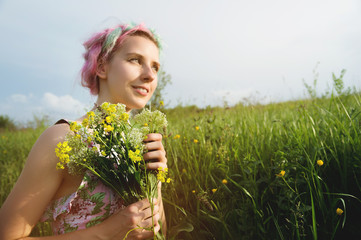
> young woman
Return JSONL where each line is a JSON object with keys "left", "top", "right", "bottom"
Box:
{"left": 0, "top": 23, "right": 167, "bottom": 239}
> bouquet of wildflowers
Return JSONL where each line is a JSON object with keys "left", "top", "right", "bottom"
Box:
{"left": 55, "top": 102, "right": 170, "bottom": 207}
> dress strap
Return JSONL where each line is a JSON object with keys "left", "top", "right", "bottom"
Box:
{"left": 54, "top": 119, "right": 70, "bottom": 125}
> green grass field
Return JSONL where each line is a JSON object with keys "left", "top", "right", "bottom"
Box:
{"left": 1, "top": 91, "right": 361, "bottom": 239}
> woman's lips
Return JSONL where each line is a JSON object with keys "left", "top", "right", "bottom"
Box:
{"left": 133, "top": 86, "right": 149, "bottom": 96}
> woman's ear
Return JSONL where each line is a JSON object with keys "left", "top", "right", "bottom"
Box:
{"left": 96, "top": 62, "right": 108, "bottom": 79}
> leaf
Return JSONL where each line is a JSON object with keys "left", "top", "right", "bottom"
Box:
{"left": 86, "top": 216, "right": 104, "bottom": 228}
{"left": 91, "top": 192, "right": 105, "bottom": 214}
{"left": 168, "top": 219, "right": 194, "bottom": 238}
{"left": 135, "top": 171, "right": 141, "bottom": 183}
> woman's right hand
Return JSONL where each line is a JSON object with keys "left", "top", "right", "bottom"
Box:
{"left": 98, "top": 198, "right": 161, "bottom": 240}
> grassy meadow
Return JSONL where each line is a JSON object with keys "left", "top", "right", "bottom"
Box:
{"left": 1, "top": 88, "right": 361, "bottom": 239}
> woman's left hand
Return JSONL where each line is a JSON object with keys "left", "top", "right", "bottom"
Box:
{"left": 143, "top": 133, "right": 167, "bottom": 170}
{"left": 143, "top": 133, "right": 168, "bottom": 234}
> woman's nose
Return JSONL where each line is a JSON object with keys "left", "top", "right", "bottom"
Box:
{"left": 141, "top": 64, "right": 156, "bottom": 82}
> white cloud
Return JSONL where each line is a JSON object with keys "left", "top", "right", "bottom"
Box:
{"left": 42, "top": 92, "right": 86, "bottom": 113}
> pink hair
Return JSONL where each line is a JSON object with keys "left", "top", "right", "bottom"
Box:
{"left": 80, "top": 23, "right": 160, "bottom": 95}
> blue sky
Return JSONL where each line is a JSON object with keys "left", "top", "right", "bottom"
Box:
{"left": 0, "top": 0, "right": 360, "bottom": 125}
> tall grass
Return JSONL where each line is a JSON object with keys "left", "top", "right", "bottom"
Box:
{"left": 1, "top": 91, "right": 360, "bottom": 239}
{"left": 162, "top": 93, "right": 361, "bottom": 239}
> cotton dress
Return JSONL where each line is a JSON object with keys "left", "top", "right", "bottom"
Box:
{"left": 40, "top": 119, "right": 125, "bottom": 235}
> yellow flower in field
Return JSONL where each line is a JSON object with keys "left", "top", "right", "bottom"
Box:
{"left": 159, "top": 100, "right": 164, "bottom": 106}
{"left": 222, "top": 179, "right": 228, "bottom": 184}
{"left": 174, "top": 134, "right": 180, "bottom": 139}
{"left": 192, "top": 190, "right": 196, "bottom": 194}
{"left": 276, "top": 170, "right": 286, "bottom": 177}
{"left": 317, "top": 160, "right": 324, "bottom": 166}
{"left": 336, "top": 208, "right": 344, "bottom": 215}
{"left": 144, "top": 123, "right": 148, "bottom": 127}
{"left": 83, "top": 158, "right": 87, "bottom": 162}
{"left": 92, "top": 146, "right": 98, "bottom": 152}
{"left": 166, "top": 178, "right": 171, "bottom": 183}
{"left": 212, "top": 188, "right": 217, "bottom": 193}
{"left": 101, "top": 150, "right": 106, "bottom": 156}
{"left": 195, "top": 126, "right": 200, "bottom": 131}
{"left": 75, "top": 134, "right": 81, "bottom": 139}
{"left": 193, "top": 139, "right": 199, "bottom": 143}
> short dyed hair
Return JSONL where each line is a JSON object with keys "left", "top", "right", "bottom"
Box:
{"left": 80, "top": 23, "right": 160, "bottom": 95}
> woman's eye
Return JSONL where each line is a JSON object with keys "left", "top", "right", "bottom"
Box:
{"left": 129, "top": 58, "right": 140, "bottom": 63}
{"left": 152, "top": 65, "right": 159, "bottom": 72}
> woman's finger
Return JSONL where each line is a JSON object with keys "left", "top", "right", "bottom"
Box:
{"left": 144, "top": 133, "right": 162, "bottom": 142}
{"left": 143, "top": 150, "right": 166, "bottom": 163}
{"left": 146, "top": 162, "right": 167, "bottom": 170}
{"left": 144, "top": 141, "right": 164, "bottom": 151}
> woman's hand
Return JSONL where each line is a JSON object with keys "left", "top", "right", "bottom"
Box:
{"left": 143, "top": 133, "right": 167, "bottom": 170}
{"left": 143, "top": 133, "right": 167, "bottom": 234}
{"left": 98, "top": 198, "right": 161, "bottom": 240}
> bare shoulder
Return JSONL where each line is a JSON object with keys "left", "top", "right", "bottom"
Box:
{"left": 26, "top": 122, "right": 71, "bottom": 167}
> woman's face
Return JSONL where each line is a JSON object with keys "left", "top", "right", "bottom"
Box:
{"left": 98, "top": 35, "right": 160, "bottom": 111}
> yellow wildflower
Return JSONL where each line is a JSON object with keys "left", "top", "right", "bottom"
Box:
{"left": 212, "top": 188, "right": 217, "bottom": 193}
{"left": 166, "top": 178, "right": 171, "bottom": 183}
{"left": 70, "top": 122, "right": 80, "bottom": 132}
{"left": 174, "top": 134, "right": 180, "bottom": 139}
{"left": 129, "top": 149, "right": 142, "bottom": 163}
{"left": 193, "top": 139, "right": 199, "bottom": 143}
{"left": 157, "top": 167, "right": 169, "bottom": 183}
{"left": 336, "top": 208, "right": 344, "bottom": 215}
{"left": 222, "top": 179, "right": 228, "bottom": 184}
{"left": 82, "top": 117, "right": 89, "bottom": 127}
{"left": 276, "top": 170, "right": 286, "bottom": 177}
{"left": 105, "top": 116, "right": 112, "bottom": 124}
{"left": 144, "top": 123, "right": 148, "bottom": 127}
{"left": 101, "top": 150, "right": 106, "bottom": 156}
{"left": 159, "top": 100, "right": 164, "bottom": 106}
{"left": 195, "top": 126, "right": 200, "bottom": 131}
{"left": 120, "top": 113, "right": 129, "bottom": 121}
{"left": 104, "top": 124, "right": 114, "bottom": 132}
{"left": 192, "top": 190, "right": 196, "bottom": 194}
{"left": 317, "top": 160, "right": 324, "bottom": 166}
{"left": 55, "top": 141, "right": 72, "bottom": 170}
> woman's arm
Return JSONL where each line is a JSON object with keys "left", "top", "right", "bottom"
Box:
{"left": 0, "top": 124, "right": 69, "bottom": 239}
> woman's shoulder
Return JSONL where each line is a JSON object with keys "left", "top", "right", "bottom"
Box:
{"left": 31, "top": 119, "right": 74, "bottom": 157}
{"left": 41, "top": 119, "right": 72, "bottom": 141}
